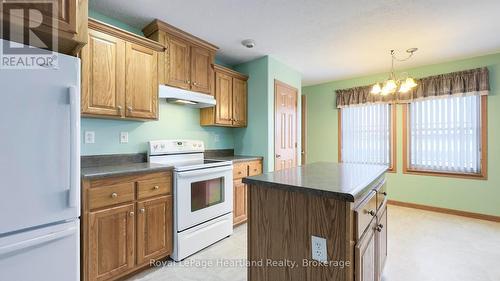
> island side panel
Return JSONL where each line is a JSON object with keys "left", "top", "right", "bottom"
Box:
{"left": 248, "top": 184, "right": 353, "bottom": 281}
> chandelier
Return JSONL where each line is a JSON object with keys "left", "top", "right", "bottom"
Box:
{"left": 371, "top": 48, "right": 418, "bottom": 96}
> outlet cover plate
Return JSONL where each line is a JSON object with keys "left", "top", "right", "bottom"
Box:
{"left": 311, "top": 235, "right": 327, "bottom": 262}
{"left": 84, "top": 131, "right": 95, "bottom": 144}
{"left": 120, "top": 132, "right": 129, "bottom": 143}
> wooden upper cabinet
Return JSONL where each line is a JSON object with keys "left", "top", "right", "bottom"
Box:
{"left": 0, "top": 0, "right": 88, "bottom": 55}
{"left": 190, "top": 46, "right": 213, "bottom": 94}
{"left": 215, "top": 71, "right": 233, "bottom": 125}
{"left": 136, "top": 196, "right": 173, "bottom": 265}
{"left": 125, "top": 42, "right": 158, "bottom": 119}
{"left": 143, "top": 19, "right": 217, "bottom": 95}
{"left": 81, "top": 19, "right": 164, "bottom": 120}
{"left": 200, "top": 65, "right": 248, "bottom": 127}
{"left": 166, "top": 35, "right": 191, "bottom": 90}
{"left": 232, "top": 78, "right": 248, "bottom": 127}
{"left": 88, "top": 203, "right": 135, "bottom": 281}
{"left": 81, "top": 29, "right": 125, "bottom": 117}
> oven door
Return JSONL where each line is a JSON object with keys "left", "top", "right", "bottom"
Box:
{"left": 175, "top": 165, "right": 233, "bottom": 231}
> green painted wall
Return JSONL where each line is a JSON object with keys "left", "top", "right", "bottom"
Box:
{"left": 303, "top": 53, "right": 500, "bottom": 216}
{"left": 82, "top": 11, "right": 235, "bottom": 155}
{"left": 233, "top": 56, "right": 302, "bottom": 172}
{"left": 233, "top": 57, "right": 270, "bottom": 170}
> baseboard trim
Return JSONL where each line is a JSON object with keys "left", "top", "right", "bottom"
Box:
{"left": 387, "top": 200, "right": 500, "bottom": 223}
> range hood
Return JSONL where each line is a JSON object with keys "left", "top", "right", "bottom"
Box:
{"left": 159, "top": 85, "right": 216, "bottom": 108}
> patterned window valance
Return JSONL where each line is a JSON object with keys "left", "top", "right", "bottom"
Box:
{"left": 336, "top": 67, "right": 490, "bottom": 108}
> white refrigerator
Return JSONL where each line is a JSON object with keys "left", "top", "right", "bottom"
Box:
{"left": 0, "top": 39, "right": 81, "bottom": 281}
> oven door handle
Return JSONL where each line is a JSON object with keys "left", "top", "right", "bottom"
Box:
{"left": 176, "top": 165, "right": 233, "bottom": 178}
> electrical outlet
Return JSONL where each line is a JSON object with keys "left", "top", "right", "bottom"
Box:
{"left": 84, "top": 131, "right": 95, "bottom": 144}
{"left": 311, "top": 236, "right": 327, "bottom": 262}
{"left": 120, "top": 132, "right": 129, "bottom": 143}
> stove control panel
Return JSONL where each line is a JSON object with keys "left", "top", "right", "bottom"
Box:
{"left": 148, "top": 140, "right": 205, "bottom": 155}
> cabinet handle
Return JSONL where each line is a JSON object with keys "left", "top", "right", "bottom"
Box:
{"left": 382, "top": 192, "right": 388, "bottom": 196}
{"left": 276, "top": 154, "right": 281, "bottom": 158}
{"left": 376, "top": 224, "right": 383, "bottom": 232}
{"left": 140, "top": 208, "right": 145, "bottom": 213}
{"left": 368, "top": 210, "right": 376, "bottom": 216}
{"left": 129, "top": 212, "right": 134, "bottom": 217}
{"left": 111, "top": 192, "right": 118, "bottom": 198}
{"left": 117, "top": 105, "right": 122, "bottom": 113}
{"left": 193, "top": 82, "right": 198, "bottom": 86}
{"left": 378, "top": 224, "right": 384, "bottom": 229}
{"left": 127, "top": 106, "right": 133, "bottom": 112}
{"left": 154, "top": 185, "right": 159, "bottom": 190}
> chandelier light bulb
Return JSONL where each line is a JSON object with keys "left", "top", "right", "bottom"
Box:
{"left": 371, "top": 83, "right": 382, "bottom": 95}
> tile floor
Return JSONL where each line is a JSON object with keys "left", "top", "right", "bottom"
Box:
{"left": 126, "top": 205, "right": 500, "bottom": 281}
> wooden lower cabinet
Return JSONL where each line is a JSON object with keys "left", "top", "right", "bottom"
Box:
{"left": 376, "top": 204, "right": 388, "bottom": 281}
{"left": 88, "top": 204, "right": 135, "bottom": 281}
{"left": 233, "top": 180, "right": 247, "bottom": 226}
{"left": 82, "top": 171, "right": 173, "bottom": 281}
{"left": 232, "top": 160, "right": 262, "bottom": 226}
{"left": 137, "top": 196, "right": 173, "bottom": 265}
{"left": 356, "top": 220, "right": 377, "bottom": 281}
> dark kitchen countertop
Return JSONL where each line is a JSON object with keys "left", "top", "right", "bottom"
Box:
{"left": 81, "top": 162, "right": 173, "bottom": 180}
{"left": 242, "top": 162, "right": 387, "bottom": 202}
{"left": 207, "top": 155, "right": 263, "bottom": 163}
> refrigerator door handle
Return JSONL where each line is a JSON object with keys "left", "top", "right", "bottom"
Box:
{"left": 0, "top": 226, "right": 76, "bottom": 257}
{"left": 68, "top": 86, "right": 80, "bottom": 208}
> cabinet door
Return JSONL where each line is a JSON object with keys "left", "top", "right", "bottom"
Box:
{"left": 137, "top": 196, "right": 173, "bottom": 265}
{"left": 190, "top": 46, "right": 213, "bottom": 95}
{"left": 355, "top": 221, "right": 376, "bottom": 281}
{"left": 166, "top": 36, "right": 191, "bottom": 89}
{"left": 88, "top": 204, "right": 135, "bottom": 281}
{"left": 81, "top": 29, "right": 125, "bottom": 117}
{"left": 376, "top": 206, "right": 388, "bottom": 281}
{"left": 233, "top": 180, "right": 247, "bottom": 226}
{"left": 125, "top": 42, "right": 158, "bottom": 119}
{"left": 232, "top": 78, "right": 247, "bottom": 127}
{"left": 215, "top": 72, "right": 233, "bottom": 125}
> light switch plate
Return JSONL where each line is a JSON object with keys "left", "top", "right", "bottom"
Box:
{"left": 84, "top": 131, "right": 95, "bottom": 144}
{"left": 120, "top": 132, "right": 129, "bottom": 143}
{"left": 311, "top": 236, "right": 327, "bottom": 262}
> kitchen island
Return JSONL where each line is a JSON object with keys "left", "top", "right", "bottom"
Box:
{"left": 242, "top": 162, "right": 388, "bottom": 281}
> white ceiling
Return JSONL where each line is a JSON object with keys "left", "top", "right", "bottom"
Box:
{"left": 89, "top": 0, "right": 500, "bottom": 86}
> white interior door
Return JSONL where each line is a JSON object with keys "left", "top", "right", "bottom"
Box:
{"left": 0, "top": 48, "right": 80, "bottom": 234}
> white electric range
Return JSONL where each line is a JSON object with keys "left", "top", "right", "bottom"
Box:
{"left": 148, "top": 140, "right": 233, "bottom": 261}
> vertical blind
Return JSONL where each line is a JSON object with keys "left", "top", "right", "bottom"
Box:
{"left": 409, "top": 95, "right": 482, "bottom": 174}
{"left": 341, "top": 104, "right": 391, "bottom": 165}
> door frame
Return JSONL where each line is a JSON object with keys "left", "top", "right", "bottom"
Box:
{"left": 301, "top": 94, "right": 307, "bottom": 165}
{"left": 274, "top": 79, "right": 299, "bottom": 171}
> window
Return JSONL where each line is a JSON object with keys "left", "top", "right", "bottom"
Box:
{"left": 339, "top": 104, "right": 395, "bottom": 170}
{"left": 404, "top": 95, "right": 487, "bottom": 178}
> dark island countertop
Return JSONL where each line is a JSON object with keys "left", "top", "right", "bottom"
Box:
{"left": 207, "top": 155, "right": 263, "bottom": 163}
{"left": 81, "top": 162, "right": 173, "bottom": 180}
{"left": 242, "top": 162, "right": 387, "bottom": 202}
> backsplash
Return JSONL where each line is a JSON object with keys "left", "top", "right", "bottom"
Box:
{"left": 81, "top": 101, "right": 234, "bottom": 155}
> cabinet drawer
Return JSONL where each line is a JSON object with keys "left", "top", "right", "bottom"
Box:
{"left": 137, "top": 177, "right": 172, "bottom": 199}
{"left": 233, "top": 163, "right": 248, "bottom": 180}
{"left": 354, "top": 190, "right": 377, "bottom": 240}
{"left": 248, "top": 161, "right": 262, "bottom": 176}
{"left": 88, "top": 183, "right": 135, "bottom": 210}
